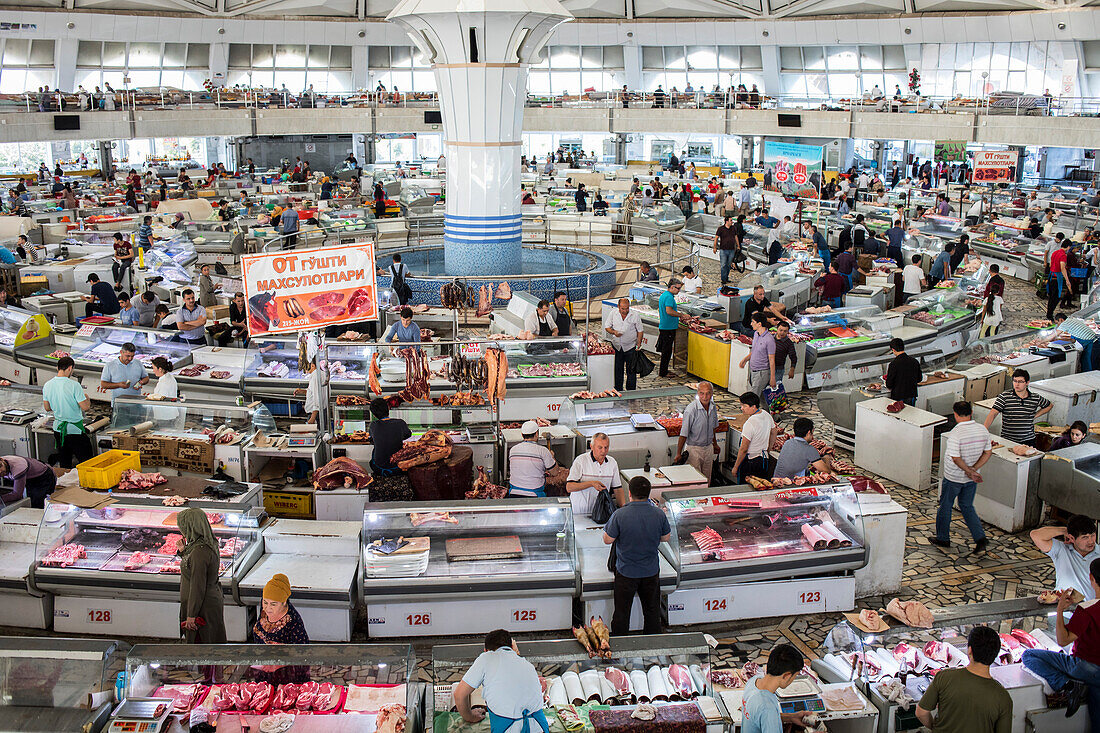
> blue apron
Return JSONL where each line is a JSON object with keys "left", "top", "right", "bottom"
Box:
{"left": 488, "top": 708, "right": 550, "bottom": 733}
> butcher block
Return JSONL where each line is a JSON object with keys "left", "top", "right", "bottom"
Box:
{"left": 408, "top": 446, "right": 473, "bottom": 500}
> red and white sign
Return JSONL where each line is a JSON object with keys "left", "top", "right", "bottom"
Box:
{"left": 973, "top": 151, "right": 1016, "bottom": 183}
{"left": 241, "top": 243, "right": 378, "bottom": 336}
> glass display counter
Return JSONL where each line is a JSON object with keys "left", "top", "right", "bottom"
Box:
{"left": 559, "top": 387, "right": 694, "bottom": 467}
{"left": 660, "top": 485, "right": 867, "bottom": 624}
{"left": 29, "top": 499, "right": 264, "bottom": 639}
{"left": 792, "top": 307, "right": 894, "bottom": 377}
{"left": 360, "top": 499, "right": 578, "bottom": 636}
{"left": 19, "top": 325, "right": 195, "bottom": 385}
{"left": 431, "top": 633, "right": 713, "bottom": 732}
{"left": 956, "top": 328, "right": 1078, "bottom": 381}
{"left": 242, "top": 337, "right": 307, "bottom": 399}
{"left": 105, "top": 395, "right": 274, "bottom": 484}
{"left": 124, "top": 643, "right": 417, "bottom": 733}
{"left": 902, "top": 289, "right": 978, "bottom": 332}
{"left": 140, "top": 248, "right": 192, "bottom": 288}
{"left": 629, "top": 203, "right": 686, "bottom": 238}
{"left": 0, "top": 305, "right": 50, "bottom": 385}
{"left": 0, "top": 637, "right": 128, "bottom": 733}
{"left": 319, "top": 206, "right": 376, "bottom": 236}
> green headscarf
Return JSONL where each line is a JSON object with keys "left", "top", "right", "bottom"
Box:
{"left": 176, "top": 507, "right": 218, "bottom": 558}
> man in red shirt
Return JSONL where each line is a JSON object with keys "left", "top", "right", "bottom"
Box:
{"left": 1048, "top": 238, "right": 1072, "bottom": 321}
{"left": 1023, "top": 558, "right": 1100, "bottom": 725}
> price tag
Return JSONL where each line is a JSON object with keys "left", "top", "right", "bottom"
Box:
{"left": 511, "top": 609, "right": 538, "bottom": 623}
{"left": 404, "top": 612, "right": 431, "bottom": 628}
{"left": 460, "top": 343, "right": 484, "bottom": 357}
{"left": 76, "top": 324, "right": 97, "bottom": 336}
{"left": 87, "top": 609, "right": 112, "bottom": 624}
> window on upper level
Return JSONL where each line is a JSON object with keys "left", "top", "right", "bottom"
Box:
{"left": 640, "top": 45, "right": 763, "bottom": 93}
{"left": 919, "top": 41, "right": 1066, "bottom": 98}
{"left": 779, "top": 44, "right": 905, "bottom": 100}
{"left": 76, "top": 41, "right": 208, "bottom": 91}
{"left": 0, "top": 39, "right": 55, "bottom": 94}
{"left": 368, "top": 45, "right": 435, "bottom": 94}
{"left": 528, "top": 45, "right": 625, "bottom": 96}
{"left": 227, "top": 43, "right": 353, "bottom": 93}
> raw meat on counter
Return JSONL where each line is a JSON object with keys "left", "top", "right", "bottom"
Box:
{"left": 410, "top": 511, "right": 458, "bottom": 526}
{"left": 210, "top": 682, "right": 273, "bottom": 713}
{"left": 160, "top": 557, "right": 182, "bottom": 573}
{"left": 257, "top": 362, "right": 293, "bottom": 379}
{"left": 124, "top": 551, "right": 153, "bottom": 570}
{"left": 313, "top": 456, "right": 373, "bottom": 491}
{"left": 885, "top": 598, "right": 934, "bottom": 628}
{"left": 118, "top": 469, "right": 168, "bottom": 491}
{"left": 466, "top": 466, "right": 507, "bottom": 500}
{"left": 159, "top": 533, "right": 184, "bottom": 555}
{"left": 121, "top": 528, "right": 163, "bottom": 550}
{"left": 209, "top": 371, "right": 232, "bottom": 380}
{"left": 585, "top": 332, "right": 615, "bottom": 355}
{"left": 46, "top": 350, "right": 70, "bottom": 359}
{"left": 179, "top": 364, "right": 212, "bottom": 377}
{"left": 152, "top": 684, "right": 207, "bottom": 713}
{"left": 519, "top": 363, "right": 586, "bottom": 378}
{"left": 390, "top": 431, "right": 453, "bottom": 470}
{"left": 41, "top": 543, "right": 86, "bottom": 567}
{"left": 568, "top": 389, "right": 622, "bottom": 400}
{"left": 375, "top": 703, "right": 407, "bottom": 733}
{"left": 220, "top": 537, "right": 247, "bottom": 557}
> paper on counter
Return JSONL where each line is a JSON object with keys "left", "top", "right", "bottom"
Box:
{"left": 629, "top": 670, "right": 650, "bottom": 702}
{"left": 561, "top": 671, "right": 585, "bottom": 705}
{"left": 688, "top": 665, "right": 708, "bottom": 697}
{"left": 646, "top": 665, "right": 670, "bottom": 701}
{"left": 578, "top": 669, "right": 602, "bottom": 702}
{"left": 598, "top": 676, "right": 618, "bottom": 703}
{"left": 547, "top": 677, "right": 567, "bottom": 707}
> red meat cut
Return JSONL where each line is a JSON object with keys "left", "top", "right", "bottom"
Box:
{"left": 308, "top": 292, "right": 345, "bottom": 309}
{"left": 310, "top": 304, "right": 348, "bottom": 321}
{"left": 347, "top": 287, "right": 373, "bottom": 317}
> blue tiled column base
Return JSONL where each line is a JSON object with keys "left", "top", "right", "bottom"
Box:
{"left": 443, "top": 213, "right": 523, "bottom": 277}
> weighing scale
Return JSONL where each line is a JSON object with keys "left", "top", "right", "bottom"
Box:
{"left": 106, "top": 697, "right": 173, "bottom": 733}
{"left": 777, "top": 677, "right": 826, "bottom": 716}
{"left": 0, "top": 409, "right": 36, "bottom": 425}
{"left": 287, "top": 434, "right": 318, "bottom": 448}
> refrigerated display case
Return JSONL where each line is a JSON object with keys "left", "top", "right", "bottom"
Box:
{"left": 899, "top": 289, "right": 979, "bottom": 348}
{"left": 1041, "top": 441, "right": 1100, "bottom": 518}
{"left": 0, "top": 306, "right": 50, "bottom": 384}
{"left": 319, "top": 206, "right": 376, "bottom": 237}
{"left": 242, "top": 336, "right": 307, "bottom": 400}
{"left": 17, "top": 325, "right": 195, "bottom": 392}
{"left": 954, "top": 328, "right": 1079, "bottom": 382}
{"left": 237, "top": 519, "right": 362, "bottom": 642}
{"left": 29, "top": 499, "right": 265, "bottom": 639}
{"left": 814, "top": 599, "right": 1063, "bottom": 733}
{"left": 627, "top": 202, "right": 686, "bottom": 238}
{"left": 124, "top": 642, "right": 419, "bottom": 733}
{"left": 0, "top": 637, "right": 128, "bottom": 733}
{"left": 660, "top": 485, "right": 867, "bottom": 625}
{"left": 558, "top": 387, "right": 707, "bottom": 469}
{"left": 360, "top": 499, "right": 579, "bottom": 636}
{"left": 0, "top": 382, "right": 48, "bottom": 458}
{"left": 104, "top": 394, "right": 275, "bottom": 485}
{"left": 431, "top": 634, "right": 714, "bottom": 733}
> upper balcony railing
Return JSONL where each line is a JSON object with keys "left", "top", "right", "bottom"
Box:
{"left": 3, "top": 87, "right": 1099, "bottom": 118}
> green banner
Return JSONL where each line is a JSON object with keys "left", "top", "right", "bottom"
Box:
{"left": 935, "top": 141, "right": 967, "bottom": 162}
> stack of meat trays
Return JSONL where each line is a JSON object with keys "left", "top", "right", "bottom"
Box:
{"left": 365, "top": 536, "right": 430, "bottom": 578}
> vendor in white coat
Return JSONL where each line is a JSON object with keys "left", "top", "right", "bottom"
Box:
{"left": 454, "top": 629, "right": 548, "bottom": 733}
{"left": 294, "top": 358, "right": 324, "bottom": 425}
{"left": 565, "top": 432, "right": 623, "bottom": 516}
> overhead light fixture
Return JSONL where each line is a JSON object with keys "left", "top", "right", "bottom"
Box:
{"left": 66, "top": 21, "right": 74, "bottom": 29}
{"left": 904, "top": 27, "right": 911, "bottom": 34}
{"left": 218, "top": 27, "right": 225, "bottom": 34}
{"left": 1058, "top": 22, "right": 1066, "bottom": 29}
{"left": 359, "top": 30, "right": 366, "bottom": 37}
{"left": 762, "top": 29, "right": 770, "bottom": 37}
{"left": 626, "top": 31, "right": 633, "bottom": 38}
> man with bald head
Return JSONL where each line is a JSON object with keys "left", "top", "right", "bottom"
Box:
{"left": 677, "top": 381, "right": 720, "bottom": 482}
{"left": 604, "top": 297, "right": 643, "bottom": 391}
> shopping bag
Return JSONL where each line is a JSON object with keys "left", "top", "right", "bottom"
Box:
{"left": 628, "top": 350, "right": 655, "bottom": 378}
{"left": 591, "top": 488, "right": 617, "bottom": 525}
{"left": 763, "top": 383, "right": 789, "bottom": 413}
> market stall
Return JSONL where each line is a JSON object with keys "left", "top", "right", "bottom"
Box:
{"left": 237, "top": 518, "right": 361, "bottom": 642}
{"left": 935, "top": 431, "right": 1044, "bottom": 533}
{"left": 0, "top": 507, "right": 53, "bottom": 628}
{"left": 360, "top": 498, "right": 578, "bottom": 637}
{"left": 0, "top": 636, "right": 127, "bottom": 733}
{"left": 0, "top": 306, "right": 51, "bottom": 385}
{"left": 1040, "top": 441, "right": 1100, "bottom": 518}
{"left": 660, "top": 484, "right": 868, "bottom": 625}
{"left": 1030, "top": 371, "right": 1100, "bottom": 425}
{"left": 29, "top": 499, "right": 265, "bottom": 639}
{"left": 123, "top": 642, "right": 419, "bottom": 733}
{"left": 431, "top": 634, "right": 723, "bottom": 733}
{"left": 855, "top": 398, "right": 947, "bottom": 490}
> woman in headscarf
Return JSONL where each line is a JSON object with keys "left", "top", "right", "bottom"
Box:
{"left": 250, "top": 573, "right": 310, "bottom": 684}
{"left": 177, "top": 507, "right": 226, "bottom": 644}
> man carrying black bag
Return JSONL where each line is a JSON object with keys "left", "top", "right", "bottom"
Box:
{"left": 603, "top": 476, "right": 670, "bottom": 635}
{"left": 604, "top": 297, "right": 644, "bottom": 391}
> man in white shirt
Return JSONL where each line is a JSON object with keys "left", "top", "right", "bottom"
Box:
{"left": 930, "top": 401, "right": 992, "bottom": 553}
{"left": 507, "top": 421, "right": 557, "bottom": 497}
{"left": 965, "top": 196, "right": 985, "bottom": 225}
{"left": 605, "top": 298, "right": 643, "bottom": 391}
{"left": 680, "top": 266, "right": 703, "bottom": 294}
{"left": 523, "top": 299, "right": 558, "bottom": 338}
{"left": 731, "top": 391, "right": 777, "bottom": 484}
{"left": 778, "top": 215, "right": 799, "bottom": 240}
{"left": 838, "top": 178, "right": 851, "bottom": 195}
{"left": 1030, "top": 515, "right": 1100, "bottom": 601}
{"left": 901, "top": 254, "right": 927, "bottom": 303}
{"left": 566, "top": 433, "right": 623, "bottom": 515}
{"left": 857, "top": 170, "right": 871, "bottom": 191}
{"left": 454, "top": 630, "right": 547, "bottom": 733}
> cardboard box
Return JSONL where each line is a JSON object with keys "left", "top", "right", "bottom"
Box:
{"left": 263, "top": 488, "right": 315, "bottom": 519}
{"left": 112, "top": 435, "right": 213, "bottom": 473}
{"left": 208, "top": 304, "right": 230, "bottom": 321}
{"left": 112, "top": 434, "right": 166, "bottom": 462}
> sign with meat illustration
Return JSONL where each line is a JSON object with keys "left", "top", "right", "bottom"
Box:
{"left": 241, "top": 243, "right": 379, "bottom": 336}
{"left": 972, "top": 150, "right": 1017, "bottom": 183}
{"left": 762, "top": 141, "right": 822, "bottom": 198}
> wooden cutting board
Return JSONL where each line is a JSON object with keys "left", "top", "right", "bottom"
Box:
{"left": 445, "top": 535, "right": 523, "bottom": 562}
{"left": 366, "top": 536, "right": 429, "bottom": 555}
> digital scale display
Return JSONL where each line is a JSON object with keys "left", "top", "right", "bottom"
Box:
{"left": 780, "top": 696, "right": 826, "bottom": 714}
{"left": 0, "top": 409, "right": 34, "bottom": 425}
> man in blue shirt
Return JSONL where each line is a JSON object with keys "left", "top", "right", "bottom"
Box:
{"left": 175, "top": 289, "right": 208, "bottom": 346}
{"left": 99, "top": 342, "right": 148, "bottom": 404}
{"left": 383, "top": 306, "right": 422, "bottom": 350}
{"left": 657, "top": 279, "right": 687, "bottom": 377}
{"left": 117, "top": 292, "right": 140, "bottom": 326}
{"left": 741, "top": 644, "right": 814, "bottom": 733}
{"left": 886, "top": 222, "right": 906, "bottom": 267}
{"left": 82, "top": 273, "right": 120, "bottom": 318}
{"left": 754, "top": 207, "right": 778, "bottom": 229}
{"left": 603, "top": 476, "right": 671, "bottom": 635}
{"left": 928, "top": 243, "right": 955, "bottom": 288}
{"left": 280, "top": 204, "right": 300, "bottom": 250}
{"left": 137, "top": 215, "right": 154, "bottom": 249}
{"left": 0, "top": 246, "right": 16, "bottom": 265}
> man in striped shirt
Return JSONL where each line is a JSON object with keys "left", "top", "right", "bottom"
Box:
{"left": 983, "top": 369, "right": 1052, "bottom": 446}
{"left": 931, "top": 401, "right": 993, "bottom": 553}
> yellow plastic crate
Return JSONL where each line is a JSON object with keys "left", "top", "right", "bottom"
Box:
{"left": 77, "top": 450, "right": 141, "bottom": 490}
